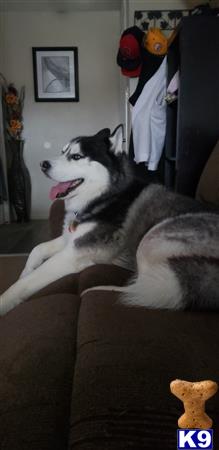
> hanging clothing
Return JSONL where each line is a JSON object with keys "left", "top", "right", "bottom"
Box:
{"left": 167, "top": 70, "right": 179, "bottom": 94}
{"left": 129, "top": 48, "right": 164, "bottom": 106}
{"left": 132, "top": 56, "right": 167, "bottom": 171}
{"left": 165, "top": 70, "right": 179, "bottom": 104}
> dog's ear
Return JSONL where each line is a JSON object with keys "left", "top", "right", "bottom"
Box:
{"left": 109, "top": 124, "right": 124, "bottom": 155}
{"left": 95, "top": 128, "right": 111, "bottom": 139}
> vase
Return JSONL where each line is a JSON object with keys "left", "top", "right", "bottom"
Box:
{"left": 7, "top": 140, "right": 31, "bottom": 222}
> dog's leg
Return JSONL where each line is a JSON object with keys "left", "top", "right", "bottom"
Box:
{"left": 20, "top": 236, "right": 66, "bottom": 278}
{"left": 0, "top": 247, "right": 91, "bottom": 316}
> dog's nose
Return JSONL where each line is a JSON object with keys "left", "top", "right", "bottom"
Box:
{"left": 40, "top": 160, "right": 51, "bottom": 171}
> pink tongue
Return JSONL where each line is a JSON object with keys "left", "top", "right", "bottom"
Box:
{"left": 49, "top": 181, "right": 73, "bottom": 201}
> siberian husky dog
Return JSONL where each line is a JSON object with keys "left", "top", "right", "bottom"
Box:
{"left": 0, "top": 125, "right": 219, "bottom": 316}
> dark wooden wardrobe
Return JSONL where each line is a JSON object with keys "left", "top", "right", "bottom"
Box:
{"left": 165, "top": 15, "right": 219, "bottom": 196}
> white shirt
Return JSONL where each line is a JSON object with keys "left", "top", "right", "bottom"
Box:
{"left": 132, "top": 56, "right": 167, "bottom": 171}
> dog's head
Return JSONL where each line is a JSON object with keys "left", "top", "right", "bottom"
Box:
{"left": 41, "top": 125, "right": 125, "bottom": 207}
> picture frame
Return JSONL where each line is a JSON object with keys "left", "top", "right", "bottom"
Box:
{"left": 32, "top": 47, "right": 79, "bottom": 102}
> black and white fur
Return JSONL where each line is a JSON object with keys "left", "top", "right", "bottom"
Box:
{"left": 0, "top": 125, "right": 219, "bottom": 315}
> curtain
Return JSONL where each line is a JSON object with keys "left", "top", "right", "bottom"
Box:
{"left": 0, "top": 81, "right": 10, "bottom": 223}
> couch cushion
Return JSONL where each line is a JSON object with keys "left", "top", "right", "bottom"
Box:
{"left": 49, "top": 200, "right": 65, "bottom": 239}
{"left": 32, "top": 273, "right": 80, "bottom": 299}
{"left": 196, "top": 139, "right": 219, "bottom": 206}
{"left": 68, "top": 291, "right": 219, "bottom": 449}
{"left": 0, "top": 293, "right": 81, "bottom": 450}
{"left": 0, "top": 255, "right": 80, "bottom": 297}
{"left": 0, "top": 255, "right": 28, "bottom": 294}
{"left": 78, "top": 264, "right": 133, "bottom": 295}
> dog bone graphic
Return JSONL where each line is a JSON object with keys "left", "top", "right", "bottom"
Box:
{"left": 170, "top": 379, "right": 218, "bottom": 429}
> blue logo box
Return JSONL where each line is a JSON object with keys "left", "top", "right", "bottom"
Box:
{"left": 177, "top": 429, "right": 213, "bottom": 449}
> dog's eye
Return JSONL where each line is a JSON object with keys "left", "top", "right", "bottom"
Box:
{"left": 71, "top": 154, "right": 82, "bottom": 160}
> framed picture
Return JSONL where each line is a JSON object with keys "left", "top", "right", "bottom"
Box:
{"left": 32, "top": 47, "right": 79, "bottom": 102}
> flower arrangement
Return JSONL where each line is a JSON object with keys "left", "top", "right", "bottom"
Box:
{"left": 3, "top": 83, "right": 25, "bottom": 141}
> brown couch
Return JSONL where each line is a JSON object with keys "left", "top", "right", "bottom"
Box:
{"left": 1, "top": 195, "right": 219, "bottom": 450}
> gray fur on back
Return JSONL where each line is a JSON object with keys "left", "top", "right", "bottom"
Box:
{"left": 77, "top": 184, "right": 219, "bottom": 310}
{"left": 113, "top": 184, "right": 215, "bottom": 269}
{"left": 66, "top": 139, "right": 219, "bottom": 311}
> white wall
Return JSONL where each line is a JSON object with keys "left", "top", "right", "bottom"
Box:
{"left": 1, "top": 9, "right": 121, "bottom": 218}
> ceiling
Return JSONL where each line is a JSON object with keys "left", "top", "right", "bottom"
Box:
{"left": 0, "top": 0, "right": 122, "bottom": 12}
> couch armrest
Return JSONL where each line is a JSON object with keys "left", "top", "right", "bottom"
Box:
{"left": 196, "top": 140, "right": 219, "bottom": 206}
{"left": 49, "top": 200, "right": 65, "bottom": 239}
{"left": 78, "top": 264, "right": 133, "bottom": 294}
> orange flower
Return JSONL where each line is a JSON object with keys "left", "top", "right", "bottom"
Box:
{"left": 10, "top": 119, "right": 22, "bottom": 130}
{"left": 5, "top": 94, "right": 18, "bottom": 105}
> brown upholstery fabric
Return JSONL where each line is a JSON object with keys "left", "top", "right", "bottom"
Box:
{"left": 68, "top": 291, "right": 219, "bottom": 449}
{"left": 1, "top": 226, "right": 219, "bottom": 450}
{"left": 0, "top": 255, "right": 27, "bottom": 294}
{"left": 0, "top": 254, "right": 80, "bottom": 298}
{"left": 0, "top": 293, "right": 81, "bottom": 450}
{"left": 31, "top": 273, "right": 79, "bottom": 299}
{"left": 196, "top": 140, "right": 219, "bottom": 206}
{"left": 49, "top": 200, "right": 65, "bottom": 239}
{"left": 78, "top": 264, "right": 133, "bottom": 294}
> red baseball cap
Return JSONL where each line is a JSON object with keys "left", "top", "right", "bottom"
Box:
{"left": 117, "top": 26, "right": 144, "bottom": 78}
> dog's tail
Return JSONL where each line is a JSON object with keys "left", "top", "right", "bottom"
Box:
{"left": 81, "top": 258, "right": 219, "bottom": 311}
{"left": 80, "top": 262, "right": 183, "bottom": 310}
